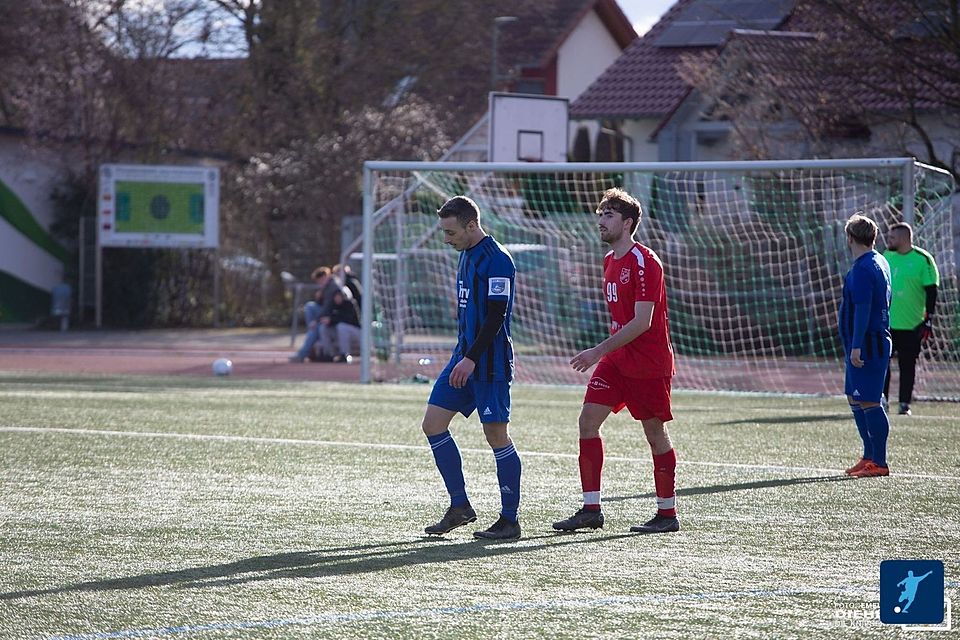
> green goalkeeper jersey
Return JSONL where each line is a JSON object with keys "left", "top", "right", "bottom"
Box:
{"left": 883, "top": 247, "right": 939, "bottom": 330}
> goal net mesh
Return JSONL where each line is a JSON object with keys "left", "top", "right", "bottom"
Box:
{"left": 361, "top": 161, "right": 957, "bottom": 399}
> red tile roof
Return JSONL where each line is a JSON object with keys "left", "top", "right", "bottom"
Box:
{"left": 570, "top": 0, "right": 710, "bottom": 118}
{"left": 573, "top": 0, "right": 960, "bottom": 121}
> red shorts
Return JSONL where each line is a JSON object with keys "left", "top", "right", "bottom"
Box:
{"left": 583, "top": 360, "right": 673, "bottom": 422}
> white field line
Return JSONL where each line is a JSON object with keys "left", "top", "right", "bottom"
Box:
{"left": 44, "top": 585, "right": 874, "bottom": 640}
{"left": 3, "top": 426, "right": 959, "bottom": 482}
{"left": 679, "top": 404, "right": 960, "bottom": 422}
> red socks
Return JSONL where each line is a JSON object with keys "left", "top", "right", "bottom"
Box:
{"left": 579, "top": 437, "right": 603, "bottom": 511}
{"left": 653, "top": 448, "right": 677, "bottom": 517}
{"left": 579, "top": 438, "right": 677, "bottom": 518}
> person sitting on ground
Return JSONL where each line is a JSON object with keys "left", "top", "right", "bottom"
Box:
{"left": 290, "top": 266, "right": 342, "bottom": 363}
{"left": 332, "top": 263, "right": 363, "bottom": 313}
{"left": 329, "top": 290, "right": 361, "bottom": 362}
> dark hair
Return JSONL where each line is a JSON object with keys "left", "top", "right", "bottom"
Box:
{"left": 311, "top": 266, "right": 331, "bottom": 280}
{"left": 597, "top": 188, "right": 642, "bottom": 234}
{"left": 437, "top": 195, "right": 480, "bottom": 227}
{"left": 845, "top": 214, "right": 879, "bottom": 247}
{"left": 889, "top": 222, "right": 913, "bottom": 239}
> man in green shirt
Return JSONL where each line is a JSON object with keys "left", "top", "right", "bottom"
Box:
{"left": 883, "top": 222, "right": 939, "bottom": 415}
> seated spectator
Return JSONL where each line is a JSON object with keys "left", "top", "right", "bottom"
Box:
{"left": 332, "top": 263, "right": 363, "bottom": 312}
{"left": 290, "top": 266, "right": 342, "bottom": 363}
{"left": 329, "top": 289, "right": 361, "bottom": 362}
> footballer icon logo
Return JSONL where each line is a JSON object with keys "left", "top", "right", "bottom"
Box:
{"left": 488, "top": 277, "right": 510, "bottom": 297}
{"left": 620, "top": 268, "right": 630, "bottom": 284}
{"left": 589, "top": 377, "right": 611, "bottom": 391}
{"left": 879, "top": 560, "right": 945, "bottom": 625}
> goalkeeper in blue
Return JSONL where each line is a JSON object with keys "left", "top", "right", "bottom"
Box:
{"left": 839, "top": 214, "right": 893, "bottom": 478}
{"left": 421, "top": 196, "right": 522, "bottom": 540}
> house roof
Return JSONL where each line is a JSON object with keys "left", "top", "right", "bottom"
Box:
{"left": 656, "top": 6, "right": 959, "bottom": 135}
{"left": 646, "top": 29, "right": 818, "bottom": 139}
{"left": 570, "top": 0, "right": 722, "bottom": 119}
{"left": 573, "top": 0, "right": 959, "bottom": 122}
{"left": 500, "top": 0, "right": 636, "bottom": 72}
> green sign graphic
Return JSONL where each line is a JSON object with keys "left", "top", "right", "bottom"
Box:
{"left": 114, "top": 181, "right": 205, "bottom": 235}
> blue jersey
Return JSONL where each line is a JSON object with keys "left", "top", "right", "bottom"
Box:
{"left": 455, "top": 235, "right": 516, "bottom": 382}
{"left": 839, "top": 250, "right": 891, "bottom": 354}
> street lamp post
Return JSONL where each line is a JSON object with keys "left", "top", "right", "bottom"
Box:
{"left": 491, "top": 16, "right": 517, "bottom": 91}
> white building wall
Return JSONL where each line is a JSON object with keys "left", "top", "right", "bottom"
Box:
{"left": 622, "top": 119, "right": 661, "bottom": 161}
{"left": 556, "top": 10, "right": 623, "bottom": 101}
{"left": 0, "top": 134, "right": 70, "bottom": 292}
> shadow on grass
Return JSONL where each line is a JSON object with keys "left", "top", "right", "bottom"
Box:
{"left": 0, "top": 532, "right": 641, "bottom": 601}
{"left": 717, "top": 415, "right": 850, "bottom": 425}
{"left": 604, "top": 474, "right": 854, "bottom": 503}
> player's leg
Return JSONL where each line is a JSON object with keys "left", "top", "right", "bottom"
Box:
{"left": 422, "top": 361, "right": 477, "bottom": 535}
{"left": 578, "top": 402, "right": 610, "bottom": 507}
{"left": 473, "top": 382, "right": 521, "bottom": 539}
{"left": 629, "top": 378, "right": 680, "bottom": 534}
{"left": 552, "top": 402, "right": 611, "bottom": 531}
{"left": 883, "top": 341, "right": 895, "bottom": 412}
{"left": 473, "top": 408, "right": 522, "bottom": 540}
{"left": 896, "top": 328, "right": 921, "bottom": 414}
{"left": 844, "top": 354, "right": 874, "bottom": 473}
{"left": 641, "top": 417, "right": 677, "bottom": 516}
{"left": 849, "top": 342, "right": 891, "bottom": 478}
{"left": 845, "top": 396, "right": 872, "bottom": 474}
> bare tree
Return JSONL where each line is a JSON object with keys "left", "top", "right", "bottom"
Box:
{"left": 233, "top": 95, "right": 451, "bottom": 277}
{"left": 679, "top": 0, "right": 960, "bottom": 172}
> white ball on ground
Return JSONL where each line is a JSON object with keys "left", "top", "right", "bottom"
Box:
{"left": 212, "top": 358, "right": 233, "bottom": 376}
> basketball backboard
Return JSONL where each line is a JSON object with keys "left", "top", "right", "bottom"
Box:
{"left": 488, "top": 93, "right": 569, "bottom": 162}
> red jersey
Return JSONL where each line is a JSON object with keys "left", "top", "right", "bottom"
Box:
{"left": 600, "top": 242, "right": 675, "bottom": 379}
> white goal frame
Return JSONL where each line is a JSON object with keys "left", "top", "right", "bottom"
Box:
{"left": 358, "top": 158, "right": 951, "bottom": 392}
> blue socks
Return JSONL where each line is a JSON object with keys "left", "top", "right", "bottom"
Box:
{"left": 427, "top": 431, "right": 468, "bottom": 507}
{"left": 427, "top": 431, "right": 522, "bottom": 521}
{"left": 493, "top": 442, "right": 522, "bottom": 523}
{"left": 863, "top": 405, "right": 889, "bottom": 468}
{"left": 850, "top": 403, "right": 872, "bottom": 461}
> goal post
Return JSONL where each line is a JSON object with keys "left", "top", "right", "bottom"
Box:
{"left": 358, "top": 159, "right": 957, "bottom": 399}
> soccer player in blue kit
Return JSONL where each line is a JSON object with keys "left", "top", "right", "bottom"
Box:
{"left": 421, "top": 196, "right": 523, "bottom": 540}
{"left": 839, "top": 214, "right": 893, "bottom": 478}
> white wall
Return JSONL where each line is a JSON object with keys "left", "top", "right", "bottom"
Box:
{"left": 622, "top": 119, "right": 661, "bottom": 161}
{"left": 556, "top": 10, "right": 624, "bottom": 101}
{"left": 0, "top": 134, "right": 70, "bottom": 291}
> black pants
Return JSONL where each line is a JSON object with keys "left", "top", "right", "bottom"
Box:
{"left": 884, "top": 328, "right": 922, "bottom": 404}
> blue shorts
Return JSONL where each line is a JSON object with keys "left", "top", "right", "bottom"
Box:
{"left": 844, "top": 339, "right": 892, "bottom": 403}
{"left": 428, "top": 357, "right": 511, "bottom": 423}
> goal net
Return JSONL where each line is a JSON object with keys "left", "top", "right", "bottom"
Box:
{"left": 356, "top": 159, "right": 958, "bottom": 399}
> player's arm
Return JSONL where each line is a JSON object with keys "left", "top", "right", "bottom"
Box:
{"left": 849, "top": 300, "right": 871, "bottom": 367}
{"left": 464, "top": 299, "right": 509, "bottom": 364}
{"left": 570, "top": 301, "right": 653, "bottom": 372}
{"left": 845, "top": 267, "right": 874, "bottom": 367}
{"left": 918, "top": 284, "right": 938, "bottom": 342}
{"left": 848, "top": 273, "right": 872, "bottom": 367}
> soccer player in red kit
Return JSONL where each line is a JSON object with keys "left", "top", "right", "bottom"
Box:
{"left": 553, "top": 188, "right": 679, "bottom": 534}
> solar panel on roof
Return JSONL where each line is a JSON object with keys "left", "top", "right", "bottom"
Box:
{"left": 655, "top": 0, "right": 795, "bottom": 47}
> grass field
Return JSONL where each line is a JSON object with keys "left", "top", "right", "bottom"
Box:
{"left": 0, "top": 372, "right": 957, "bottom": 639}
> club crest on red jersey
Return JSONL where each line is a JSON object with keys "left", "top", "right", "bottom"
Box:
{"left": 619, "top": 267, "right": 630, "bottom": 284}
